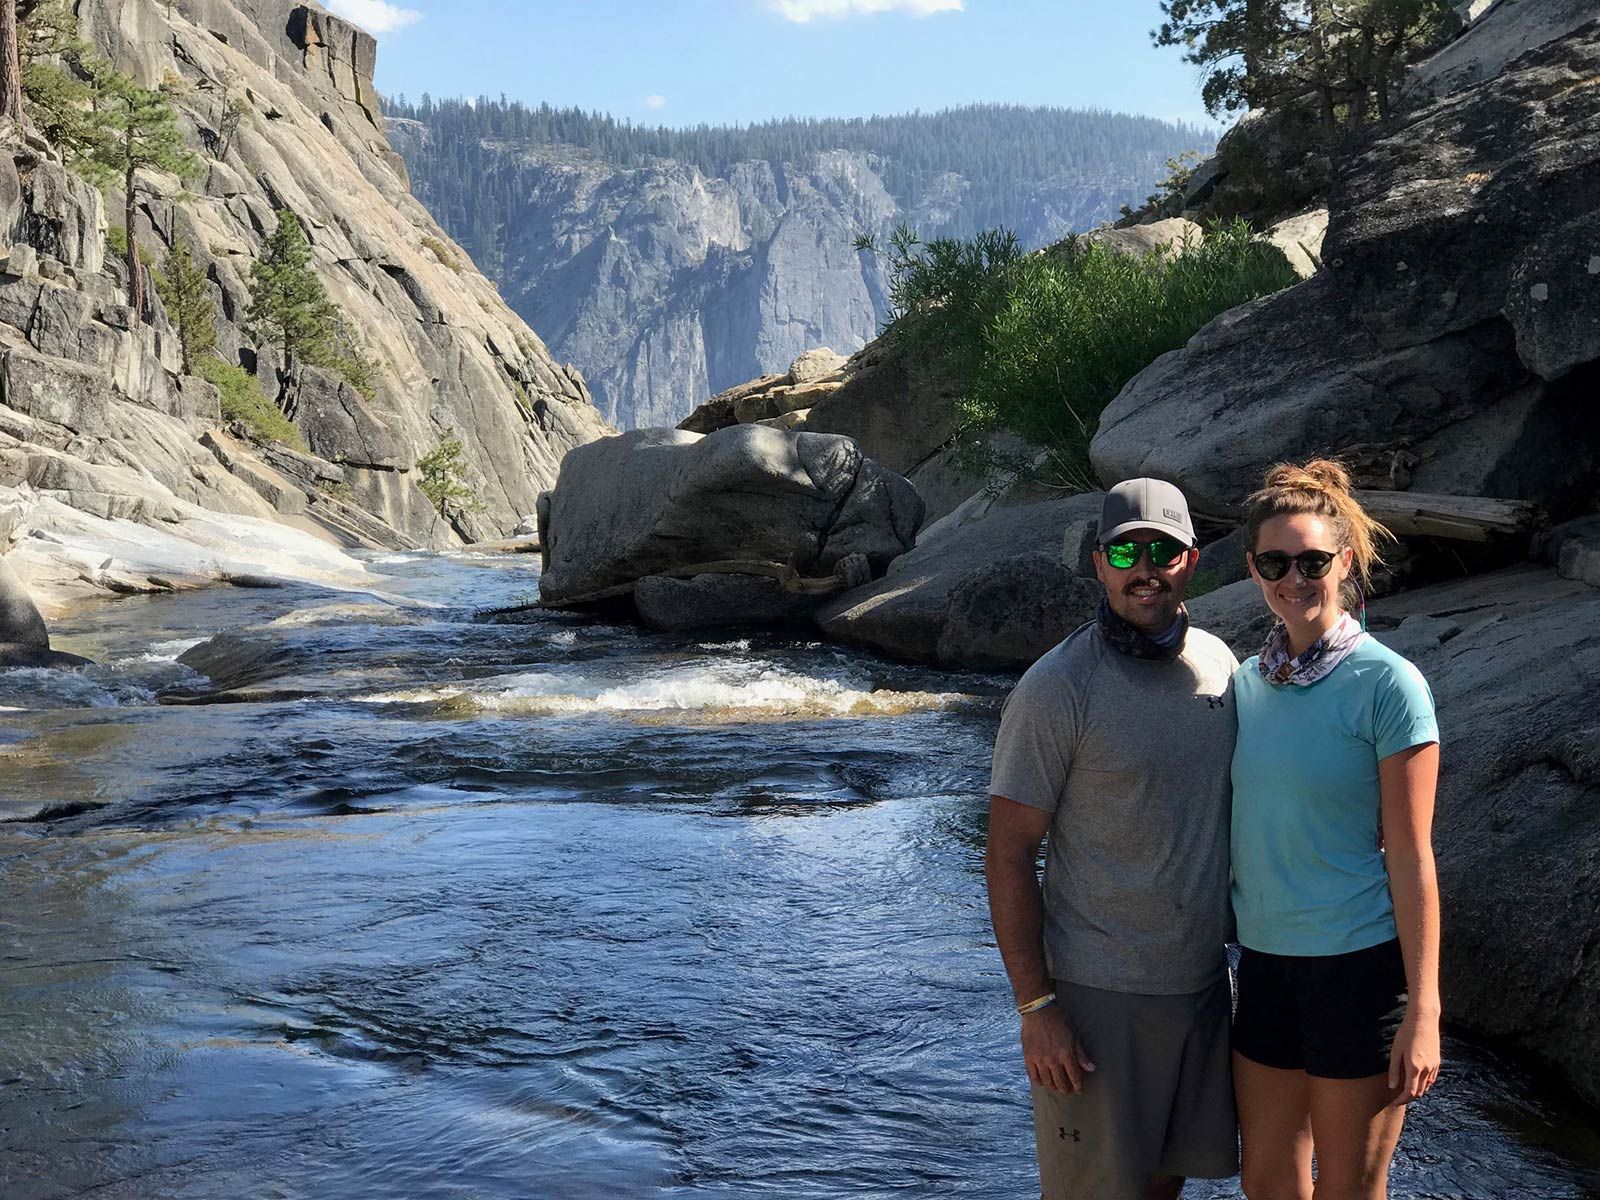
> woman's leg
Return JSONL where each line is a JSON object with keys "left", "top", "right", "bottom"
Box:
{"left": 1307, "top": 1075, "right": 1406, "bottom": 1200}
{"left": 1235, "top": 1052, "right": 1314, "bottom": 1200}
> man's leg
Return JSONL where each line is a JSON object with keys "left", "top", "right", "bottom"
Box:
{"left": 1032, "top": 983, "right": 1186, "bottom": 1200}
{"left": 1147, "top": 1175, "right": 1184, "bottom": 1200}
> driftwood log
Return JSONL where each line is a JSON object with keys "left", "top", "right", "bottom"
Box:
{"left": 1353, "top": 491, "right": 1544, "bottom": 543}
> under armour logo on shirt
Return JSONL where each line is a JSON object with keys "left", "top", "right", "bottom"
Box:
{"left": 1196, "top": 694, "right": 1226, "bottom": 709}
{"left": 1057, "top": 1127, "right": 1081, "bottom": 1143}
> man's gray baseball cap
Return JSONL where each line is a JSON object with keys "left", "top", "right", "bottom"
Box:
{"left": 1099, "top": 478, "right": 1196, "bottom": 547}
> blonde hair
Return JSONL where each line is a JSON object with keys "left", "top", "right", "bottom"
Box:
{"left": 1244, "top": 459, "right": 1392, "bottom": 607}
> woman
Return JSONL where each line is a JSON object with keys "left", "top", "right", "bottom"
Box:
{"left": 1229, "top": 460, "right": 1442, "bottom": 1200}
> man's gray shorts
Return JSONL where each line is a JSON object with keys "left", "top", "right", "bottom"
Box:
{"left": 1031, "top": 976, "right": 1238, "bottom": 1199}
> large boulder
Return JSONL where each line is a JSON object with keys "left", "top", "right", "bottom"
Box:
{"left": 0, "top": 555, "right": 49, "bottom": 651}
{"left": 1077, "top": 217, "right": 1204, "bottom": 259}
{"left": 538, "top": 425, "right": 923, "bottom": 607}
{"left": 1365, "top": 566, "right": 1600, "bottom": 1107}
{"left": 817, "top": 492, "right": 1104, "bottom": 670}
{"left": 800, "top": 337, "right": 961, "bottom": 478}
{"left": 1262, "top": 207, "right": 1328, "bottom": 280}
{"left": 1329, "top": 20, "right": 1600, "bottom": 361}
{"left": 0, "top": 554, "right": 91, "bottom": 669}
{"left": 1091, "top": 20, "right": 1600, "bottom": 520}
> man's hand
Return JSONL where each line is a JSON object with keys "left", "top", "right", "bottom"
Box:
{"left": 1021, "top": 1005, "right": 1096, "bottom": 1093}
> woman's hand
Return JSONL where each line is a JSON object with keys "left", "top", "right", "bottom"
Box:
{"left": 1388, "top": 1008, "right": 1441, "bottom": 1105}
{"left": 1021, "top": 1006, "right": 1096, "bottom": 1093}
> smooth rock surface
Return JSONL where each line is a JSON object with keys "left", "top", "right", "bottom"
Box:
{"left": 1079, "top": 217, "right": 1203, "bottom": 259}
{"left": 1186, "top": 579, "right": 1275, "bottom": 658}
{"left": 539, "top": 426, "right": 922, "bottom": 607}
{"left": 1263, "top": 208, "right": 1328, "bottom": 279}
{"left": 935, "top": 553, "right": 1101, "bottom": 671}
{"left": 801, "top": 337, "right": 961, "bottom": 478}
{"left": 817, "top": 493, "right": 1103, "bottom": 668}
{"left": 1366, "top": 566, "right": 1600, "bottom": 1107}
{"left": 1406, "top": 0, "right": 1598, "bottom": 101}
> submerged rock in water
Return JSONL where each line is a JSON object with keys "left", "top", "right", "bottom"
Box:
{"left": 634, "top": 573, "right": 822, "bottom": 633}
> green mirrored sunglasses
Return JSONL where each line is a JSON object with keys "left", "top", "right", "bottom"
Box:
{"left": 1102, "top": 538, "right": 1189, "bottom": 570}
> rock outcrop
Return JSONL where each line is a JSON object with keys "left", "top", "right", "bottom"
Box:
{"left": 1090, "top": 18, "right": 1600, "bottom": 521}
{"left": 537, "top": 425, "right": 922, "bottom": 615}
{"left": 1372, "top": 568, "right": 1600, "bottom": 1108}
{"left": 1405, "top": 0, "right": 1598, "bottom": 101}
{"left": 386, "top": 140, "right": 903, "bottom": 432}
{"left": 817, "top": 493, "right": 1105, "bottom": 670}
{"left": 0, "top": 0, "right": 609, "bottom": 618}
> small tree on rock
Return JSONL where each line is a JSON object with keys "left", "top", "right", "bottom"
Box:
{"left": 87, "top": 69, "right": 200, "bottom": 324}
{"left": 153, "top": 239, "right": 216, "bottom": 374}
{"left": 245, "top": 209, "right": 338, "bottom": 368}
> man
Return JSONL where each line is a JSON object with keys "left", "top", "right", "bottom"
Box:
{"left": 985, "top": 478, "right": 1240, "bottom": 1200}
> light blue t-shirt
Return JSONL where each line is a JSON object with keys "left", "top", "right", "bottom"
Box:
{"left": 1231, "top": 638, "right": 1439, "bottom": 957}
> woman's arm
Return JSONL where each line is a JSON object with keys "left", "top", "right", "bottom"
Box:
{"left": 1380, "top": 741, "right": 1442, "bottom": 1104}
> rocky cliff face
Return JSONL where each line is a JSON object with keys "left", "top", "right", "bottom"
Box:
{"left": 0, "top": 0, "right": 608, "bottom": 612}
{"left": 390, "top": 129, "right": 1149, "bottom": 430}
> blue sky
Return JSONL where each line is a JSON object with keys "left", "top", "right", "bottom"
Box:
{"left": 331, "top": 0, "right": 1219, "bottom": 133}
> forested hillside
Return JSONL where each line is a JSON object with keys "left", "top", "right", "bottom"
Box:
{"left": 386, "top": 98, "right": 1213, "bottom": 247}
{"left": 387, "top": 98, "right": 1212, "bottom": 427}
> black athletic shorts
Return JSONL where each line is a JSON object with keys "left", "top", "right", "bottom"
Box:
{"left": 1233, "top": 938, "right": 1408, "bottom": 1080}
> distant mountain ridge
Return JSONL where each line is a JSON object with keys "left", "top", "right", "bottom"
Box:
{"left": 388, "top": 100, "right": 1214, "bottom": 429}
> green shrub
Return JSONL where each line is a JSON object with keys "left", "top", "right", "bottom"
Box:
{"left": 864, "top": 223, "right": 1024, "bottom": 387}
{"left": 421, "top": 235, "right": 462, "bottom": 272}
{"left": 887, "top": 219, "right": 1298, "bottom": 488}
{"left": 106, "top": 225, "right": 156, "bottom": 267}
{"left": 417, "top": 428, "right": 484, "bottom": 516}
{"left": 196, "top": 356, "right": 306, "bottom": 450}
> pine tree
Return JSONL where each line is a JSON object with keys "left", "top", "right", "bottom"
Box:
{"left": 153, "top": 240, "right": 216, "bottom": 374}
{"left": 1152, "top": 0, "right": 1457, "bottom": 125}
{"left": 87, "top": 69, "right": 200, "bottom": 324}
{"left": 245, "top": 209, "right": 339, "bottom": 367}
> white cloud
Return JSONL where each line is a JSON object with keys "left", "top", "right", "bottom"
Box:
{"left": 644, "top": 94, "right": 669, "bottom": 111}
{"left": 327, "top": 0, "right": 422, "bottom": 34}
{"left": 768, "top": 0, "right": 963, "bottom": 22}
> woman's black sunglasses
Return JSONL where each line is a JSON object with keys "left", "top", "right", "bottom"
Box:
{"left": 1253, "top": 549, "right": 1337, "bottom": 581}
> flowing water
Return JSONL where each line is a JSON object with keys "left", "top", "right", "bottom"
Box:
{"left": 0, "top": 551, "right": 1596, "bottom": 1200}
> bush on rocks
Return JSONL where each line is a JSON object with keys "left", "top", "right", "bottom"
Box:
{"left": 892, "top": 220, "right": 1298, "bottom": 488}
{"left": 197, "top": 357, "right": 304, "bottom": 451}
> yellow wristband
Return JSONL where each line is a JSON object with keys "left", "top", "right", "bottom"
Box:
{"left": 1017, "top": 991, "right": 1057, "bottom": 1015}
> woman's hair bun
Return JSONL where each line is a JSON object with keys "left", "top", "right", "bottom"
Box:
{"left": 1263, "top": 458, "right": 1353, "bottom": 496}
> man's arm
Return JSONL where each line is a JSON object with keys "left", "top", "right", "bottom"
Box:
{"left": 986, "top": 794, "right": 1096, "bottom": 1093}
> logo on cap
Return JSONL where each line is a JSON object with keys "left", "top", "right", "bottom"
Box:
{"left": 1163, "top": 508, "right": 1182, "bottom": 522}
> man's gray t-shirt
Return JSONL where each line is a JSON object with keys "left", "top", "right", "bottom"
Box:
{"left": 989, "top": 622, "right": 1239, "bottom": 996}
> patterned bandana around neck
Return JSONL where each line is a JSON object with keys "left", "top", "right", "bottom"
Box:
{"left": 1096, "top": 596, "right": 1188, "bottom": 662}
{"left": 1257, "top": 612, "right": 1366, "bottom": 686}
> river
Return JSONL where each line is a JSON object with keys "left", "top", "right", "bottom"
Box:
{"left": 0, "top": 550, "right": 1595, "bottom": 1199}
